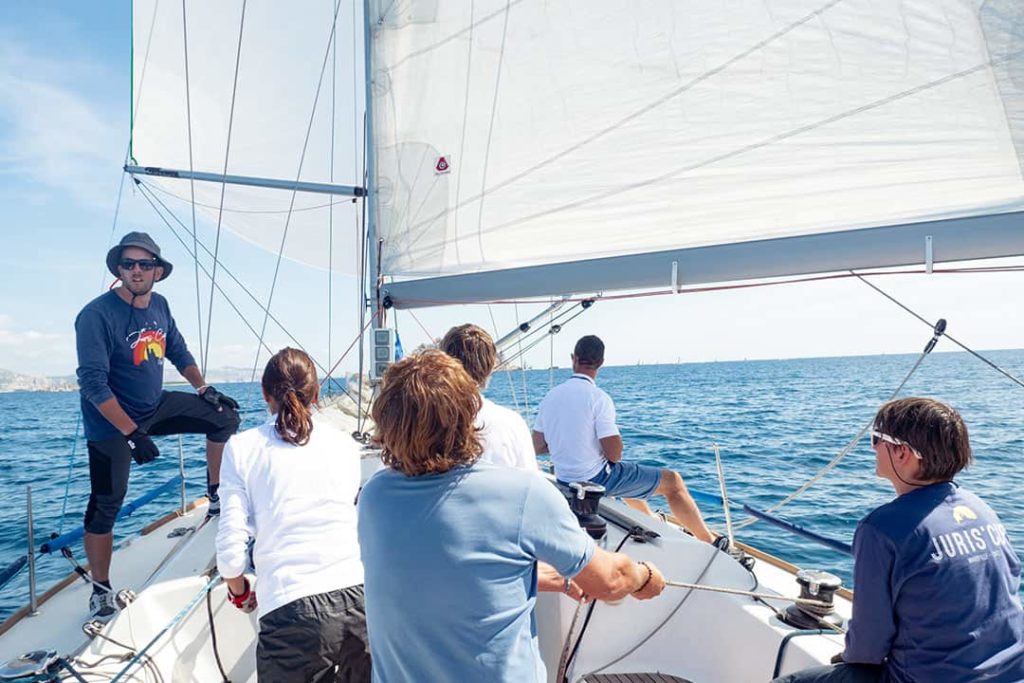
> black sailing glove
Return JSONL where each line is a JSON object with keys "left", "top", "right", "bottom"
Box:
{"left": 126, "top": 428, "right": 159, "bottom": 465}
{"left": 201, "top": 386, "right": 240, "bottom": 412}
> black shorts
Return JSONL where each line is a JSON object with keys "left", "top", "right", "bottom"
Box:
{"left": 83, "top": 391, "right": 241, "bottom": 534}
{"left": 256, "top": 585, "right": 371, "bottom": 683}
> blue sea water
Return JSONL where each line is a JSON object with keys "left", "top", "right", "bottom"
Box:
{"left": 1, "top": 350, "right": 1022, "bottom": 620}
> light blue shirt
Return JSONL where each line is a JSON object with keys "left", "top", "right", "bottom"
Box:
{"left": 358, "top": 463, "right": 595, "bottom": 683}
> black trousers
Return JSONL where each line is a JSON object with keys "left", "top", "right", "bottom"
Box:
{"left": 84, "top": 391, "right": 241, "bottom": 534}
{"left": 256, "top": 585, "right": 371, "bottom": 683}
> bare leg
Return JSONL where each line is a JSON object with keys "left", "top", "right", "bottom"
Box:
{"left": 84, "top": 532, "right": 113, "bottom": 583}
{"left": 206, "top": 439, "right": 225, "bottom": 487}
{"left": 655, "top": 470, "right": 714, "bottom": 542}
{"left": 624, "top": 498, "right": 657, "bottom": 516}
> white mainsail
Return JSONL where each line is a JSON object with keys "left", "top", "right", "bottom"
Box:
{"left": 368, "top": 0, "right": 1024, "bottom": 306}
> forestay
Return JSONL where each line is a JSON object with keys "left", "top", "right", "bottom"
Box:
{"left": 130, "top": 0, "right": 364, "bottom": 273}
{"left": 369, "top": 0, "right": 1024, "bottom": 306}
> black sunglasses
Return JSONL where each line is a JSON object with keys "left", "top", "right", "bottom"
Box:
{"left": 119, "top": 258, "right": 160, "bottom": 272}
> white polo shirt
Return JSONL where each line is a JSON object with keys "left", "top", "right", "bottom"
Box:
{"left": 533, "top": 373, "right": 619, "bottom": 482}
{"left": 477, "top": 397, "right": 539, "bottom": 471}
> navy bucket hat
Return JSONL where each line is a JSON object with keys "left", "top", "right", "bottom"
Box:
{"left": 105, "top": 232, "right": 173, "bottom": 281}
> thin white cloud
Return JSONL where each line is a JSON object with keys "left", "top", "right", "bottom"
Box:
{"left": 0, "top": 39, "right": 124, "bottom": 208}
{"left": 0, "top": 315, "right": 74, "bottom": 376}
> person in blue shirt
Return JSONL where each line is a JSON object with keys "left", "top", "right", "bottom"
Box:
{"left": 358, "top": 350, "right": 667, "bottom": 683}
{"left": 75, "top": 232, "right": 240, "bottom": 622}
{"left": 774, "top": 397, "right": 1024, "bottom": 683}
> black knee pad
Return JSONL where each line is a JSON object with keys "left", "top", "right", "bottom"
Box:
{"left": 84, "top": 493, "right": 122, "bottom": 534}
{"left": 209, "top": 409, "right": 241, "bottom": 443}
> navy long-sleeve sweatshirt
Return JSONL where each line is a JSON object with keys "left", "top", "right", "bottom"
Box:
{"left": 845, "top": 482, "right": 1024, "bottom": 682}
{"left": 75, "top": 291, "right": 196, "bottom": 441}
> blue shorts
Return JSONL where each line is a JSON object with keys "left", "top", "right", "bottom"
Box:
{"left": 588, "top": 461, "right": 662, "bottom": 499}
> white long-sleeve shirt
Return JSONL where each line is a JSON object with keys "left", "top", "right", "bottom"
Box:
{"left": 216, "top": 413, "right": 364, "bottom": 618}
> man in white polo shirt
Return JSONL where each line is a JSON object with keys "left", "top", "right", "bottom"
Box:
{"left": 532, "top": 335, "right": 715, "bottom": 543}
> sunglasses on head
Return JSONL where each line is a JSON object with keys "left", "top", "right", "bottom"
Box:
{"left": 869, "top": 427, "right": 923, "bottom": 459}
{"left": 119, "top": 258, "right": 160, "bottom": 272}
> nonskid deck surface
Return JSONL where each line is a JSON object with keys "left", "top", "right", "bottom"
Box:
{"left": 0, "top": 501, "right": 213, "bottom": 664}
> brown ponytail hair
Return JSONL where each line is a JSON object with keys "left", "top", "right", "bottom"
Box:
{"left": 261, "top": 347, "right": 320, "bottom": 446}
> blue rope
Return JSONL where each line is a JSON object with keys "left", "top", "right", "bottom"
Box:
{"left": 57, "top": 412, "right": 83, "bottom": 536}
{"left": 110, "top": 575, "right": 222, "bottom": 682}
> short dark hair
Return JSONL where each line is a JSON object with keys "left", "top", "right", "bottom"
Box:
{"left": 573, "top": 335, "right": 604, "bottom": 367}
{"left": 439, "top": 324, "right": 497, "bottom": 386}
{"left": 873, "top": 397, "right": 973, "bottom": 480}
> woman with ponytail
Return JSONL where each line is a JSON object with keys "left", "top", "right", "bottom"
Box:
{"left": 216, "top": 348, "right": 370, "bottom": 682}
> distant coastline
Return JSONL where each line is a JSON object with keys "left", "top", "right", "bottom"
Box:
{"left": 0, "top": 369, "right": 76, "bottom": 393}
{"left": 0, "top": 366, "right": 265, "bottom": 393}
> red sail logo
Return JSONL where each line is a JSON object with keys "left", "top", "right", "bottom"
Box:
{"left": 435, "top": 156, "right": 450, "bottom": 174}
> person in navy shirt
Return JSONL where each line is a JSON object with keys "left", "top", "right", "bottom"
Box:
{"left": 775, "top": 397, "right": 1024, "bottom": 683}
{"left": 75, "top": 232, "right": 240, "bottom": 622}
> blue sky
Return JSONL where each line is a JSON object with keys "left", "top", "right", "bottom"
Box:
{"left": 1, "top": 2, "right": 1022, "bottom": 378}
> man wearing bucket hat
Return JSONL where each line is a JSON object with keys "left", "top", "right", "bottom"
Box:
{"left": 75, "top": 231, "right": 241, "bottom": 622}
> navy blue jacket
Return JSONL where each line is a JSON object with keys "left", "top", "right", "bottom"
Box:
{"left": 845, "top": 482, "right": 1024, "bottom": 682}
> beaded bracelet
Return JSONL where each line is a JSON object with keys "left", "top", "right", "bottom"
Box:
{"left": 633, "top": 560, "right": 653, "bottom": 594}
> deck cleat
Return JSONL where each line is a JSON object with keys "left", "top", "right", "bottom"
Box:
{"left": 0, "top": 650, "right": 59, "bottom": 681}
{"left": 82, "top": 620, "right": 106, "bottom": 638}
{"left": 115, "top": 589, "right": 137, "bottom": 609}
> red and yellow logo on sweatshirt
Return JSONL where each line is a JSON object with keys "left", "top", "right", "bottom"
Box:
{"left": 132, "top": 329, "right": 166, "bottom": 366}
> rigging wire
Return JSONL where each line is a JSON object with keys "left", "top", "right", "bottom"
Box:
{"left": 514, "top": 302, "right": 529, "bottom": 412}
{"left": 179, "top": 0, "right": 205, "bottom": 371}
{"left": 249, "top": 0, "right": 346, "bottom": 382}
{"left": 488, "top": 304, "right": 521, "bottom": 414}
{"left": 357, "top": 119, "right": 370, "bottom": 433}
{"left": 731, "top": 318, "right": 945, "bottom": 532}
{"left": 136, "top": 180, "right": 326, "bottom": 367}
{"left": 135, "top": 182, "right": 294, "bottom": 363}
{"left": 405, "top": 308, "right": 435, "bottom": 345}
{"left": 498, "top": 302, "right": 593, "bottom": 370}
{"left": 495, "top": 300, "right": 589, "bottom": 359}
{"left": 321, "top": 308, "right": 383, "bottom": 392}
{"left": 203, "top": 0, "right": 248, "bottom": 378}
{"left": 549, "top": 307, "right": 555, "bottom": 390}
{"left": 328, "top": 12, "right": 337, "bottom": 394}
{"left": 852, "top": 271, "right": 1024, "bottom": 389}
{"left": 354, "top": 1, "right": 369, "bottom": 432}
